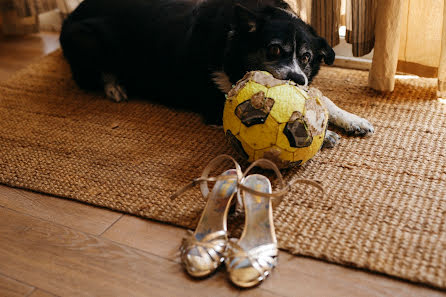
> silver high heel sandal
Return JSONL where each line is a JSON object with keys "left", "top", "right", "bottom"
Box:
{"left": 170, "top": 155, "right": 243, "bottom": 278}
{"left": 225, "top": 159, "right": 324, "bottom": 288}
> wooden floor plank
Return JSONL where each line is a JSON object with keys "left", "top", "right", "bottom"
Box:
{"left": 260, "top": 252, "right": 446, "bottom": 297}
{"left": 28, "top": 289, "right": 58, "bottom": 297}
{"left": 0, "top": 273, "right": 34, "bottom": 297}
{"left": 0, "top": 206, "right": 239, "bottom": 297}
{"left": 239, "top": 288, "right": 288, "bottom": 297}
{"left": 101, "top": 214, "right": 187, "bottom": 260}
{"left": 0, "top": 185, "right": 122, "bottom": 235}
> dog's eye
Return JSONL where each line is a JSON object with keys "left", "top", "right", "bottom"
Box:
{"left": 299, "top": 53, "right": 311, "bottom": 64}
{"left": 267, "top": 45, "right": 282, "bottom": 59}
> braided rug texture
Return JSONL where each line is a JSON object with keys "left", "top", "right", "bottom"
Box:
{"left": 0, "top": 51, "right": 445, "bottom": 288}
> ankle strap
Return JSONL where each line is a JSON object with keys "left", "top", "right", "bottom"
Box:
{"left": 237, "top": 158, "right": 324, "bottom": 208}
{"left": 170, "top": 154, "right": 243, "bottom": 201}
{"left": 170, "top": 155, "right": 324, "bottom": 207}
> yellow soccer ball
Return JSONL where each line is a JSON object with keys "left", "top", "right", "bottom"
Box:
{"left": 223, "top": 71, "right": 329, "bottom": 169}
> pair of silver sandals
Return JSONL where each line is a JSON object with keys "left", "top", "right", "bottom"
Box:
{"left": 170, "top": 154, "right": 323, "bottom": 288}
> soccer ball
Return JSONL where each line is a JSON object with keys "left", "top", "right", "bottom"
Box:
{"left": 223, "top": 71, "right": 328, "bottom": 169}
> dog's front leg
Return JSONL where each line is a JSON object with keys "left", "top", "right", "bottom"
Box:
{"left": 320, "top": 96, "right": 374, "bottom": 136}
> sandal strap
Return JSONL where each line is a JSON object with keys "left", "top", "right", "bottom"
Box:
{"left": 237, "top": 158, "right": 324, "bottom": 208}
{"left": 170, "top": 155, "right": 324, "bottom": 208}
{"left": 180, "top": 230, "right": 228, "bottom": 264}
{"left": 182, "top": 230, "right": 227, "bottom": 250}
{"left": 170, "top": 154, "right": 243, "bottom": 201}
{"left": 225, "top": 240, "right": 278, "bottom": 275}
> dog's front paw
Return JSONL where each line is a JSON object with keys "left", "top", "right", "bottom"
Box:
{"left": 339, "top": 114, "right": 374, "bottom": 136}
{"left": 105, "top": 82, "right": 128, "bottom": 102}
{"left": 103, "top": 73, "right": 128, "bottom": 102}
{"left": 323, "top": 130, "right": 340, "bottom": 148}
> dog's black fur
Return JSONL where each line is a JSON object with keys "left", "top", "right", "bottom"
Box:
{"left": 60, "top": 0, "right": 335, "bottom": 124}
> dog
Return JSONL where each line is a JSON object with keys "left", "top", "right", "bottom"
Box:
{"left": 60, "top": 0, "right": 374, "bottom": 147}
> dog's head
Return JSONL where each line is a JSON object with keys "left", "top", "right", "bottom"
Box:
{"left": 223, "top": 3, "right": 335, "bottom": 87}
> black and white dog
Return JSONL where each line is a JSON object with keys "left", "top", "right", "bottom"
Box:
{"left": 60, "top": 0, "right": 373, "bottom": 146}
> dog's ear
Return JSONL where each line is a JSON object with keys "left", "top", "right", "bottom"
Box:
{"left": 233, "top": 4, "right": 258, "bottom": 33}
{"left": 317, "top": 37, "right": 335, "bottom": 65}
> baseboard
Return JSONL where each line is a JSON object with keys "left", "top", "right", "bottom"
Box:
{"left": 332, "top": 56, "right": 372, "bottom": 71}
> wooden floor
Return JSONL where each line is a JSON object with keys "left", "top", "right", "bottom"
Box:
{"left": 0, "top": 32, "right": 445, "bottom": 297}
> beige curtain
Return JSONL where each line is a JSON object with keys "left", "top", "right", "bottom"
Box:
{"left": 0, "top": 0, "right": 58, "bottom": 34}
{"left": 287, "top": 0, "right": 311, "bottom": 22}
{"left": 288, "top": 0, "right": 376, "bottom": 55}
{"left": 311, "top": 0, "right": 341, "bottom": 47}
{"left": 345, "top": 0, "right": 376, "bottom": 57}
{"left": 398, "top": 0, "right": 443, "bottom": 78}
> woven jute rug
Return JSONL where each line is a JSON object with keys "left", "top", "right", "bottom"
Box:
{"left": 1, "top": 50, "right": 445, "bottom": 289}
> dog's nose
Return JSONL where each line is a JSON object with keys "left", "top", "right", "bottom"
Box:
{"left": 287, "top": 72, "right": 307, "bottom": 86}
